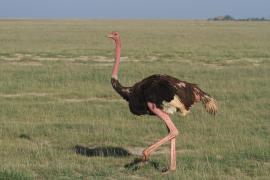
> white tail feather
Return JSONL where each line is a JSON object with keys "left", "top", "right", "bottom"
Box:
{"left": 202, "top": 95, "right": 218, "bottom": 115}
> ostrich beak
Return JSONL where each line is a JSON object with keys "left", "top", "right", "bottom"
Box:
{"left": 107, "top": 33, "right": 113, "bottom": 38}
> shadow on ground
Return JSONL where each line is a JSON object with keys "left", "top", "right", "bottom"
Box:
{"left": 74, "top": 145, "right": 131, "bottom": 157}
{"left": 124, "top": 158, "right": 168, "bottom": 172}
{"left": 74, "top": 145, "right": 168, "bottom": 172}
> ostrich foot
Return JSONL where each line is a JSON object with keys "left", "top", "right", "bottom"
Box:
{"left": 142, "top": 152, "right": 149, "bottom": 162}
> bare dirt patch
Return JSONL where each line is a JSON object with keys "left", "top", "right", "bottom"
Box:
{"left": 0, "top": 92, "right": 125, "bottom": 104}
{"left": 1, "top": 53, "right": 164, "bottom": 66}
{"left": 0, "top": 92, "right": 52, "bottom": 98}
{"left": 62, "top": 97, "right": 123, "bottom": 103}
{"left": 7, "top": 61, "right": 42, "bottom": 66}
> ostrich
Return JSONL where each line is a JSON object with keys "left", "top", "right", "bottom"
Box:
{"left": 107, "top": 32, "right": 218, "bottom": 171}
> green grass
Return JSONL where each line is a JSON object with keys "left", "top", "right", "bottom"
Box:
{"left": 0, "top": 20, "right": 269, "bottom": 179}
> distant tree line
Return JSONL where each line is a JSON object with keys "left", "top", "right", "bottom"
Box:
{"left": 208, "top": 15, "right": 270, "bottom": 21}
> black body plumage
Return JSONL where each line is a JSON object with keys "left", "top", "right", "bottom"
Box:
{"left": 111, "top": 74, "right": 209, "bottom": 116}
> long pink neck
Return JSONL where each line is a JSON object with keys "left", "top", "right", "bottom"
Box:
{"left": 112, "top": 39, "right": 121, "bottom": 79}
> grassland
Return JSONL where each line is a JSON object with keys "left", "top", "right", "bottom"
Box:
{"left": 0, "top": 20, "right": 269, "bottom": 179}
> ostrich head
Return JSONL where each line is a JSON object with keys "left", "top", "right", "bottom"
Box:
{"left": 107, "top": 31, "right": 120, "bottom": 41}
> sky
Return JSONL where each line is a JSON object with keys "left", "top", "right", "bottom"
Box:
{"left": 0, "top": 0, "right": 269, "bottom": 19}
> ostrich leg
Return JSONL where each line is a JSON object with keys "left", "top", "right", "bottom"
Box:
{"left": 143, "top": 102, "right": 179, "bottom": 171}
